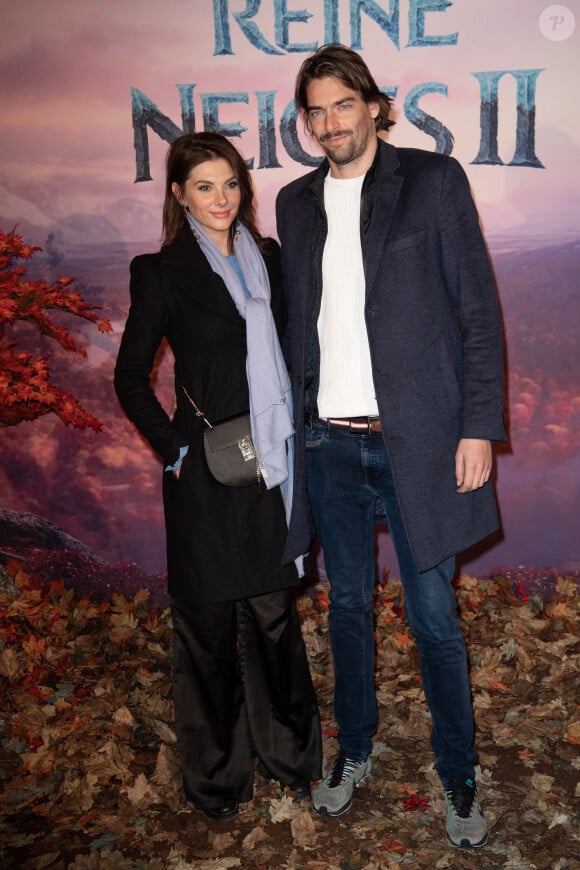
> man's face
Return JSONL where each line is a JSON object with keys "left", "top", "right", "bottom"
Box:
{"left": 304, "top": 76, "right": 379, "bottom": 176}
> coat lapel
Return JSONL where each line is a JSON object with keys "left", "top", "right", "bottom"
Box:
{"left": 364, "top": 143, "right": 403, "bottom": 301}
{"left": 161, "top": 231, "right": 242, "bottom": 324}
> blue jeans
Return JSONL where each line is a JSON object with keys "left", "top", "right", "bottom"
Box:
{"left": 305, "top": 420, "right": 477, "bottom": 787}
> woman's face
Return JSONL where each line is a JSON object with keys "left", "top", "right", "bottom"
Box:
{"left": 174, "top": 157, "right": 241, "bottom": 253}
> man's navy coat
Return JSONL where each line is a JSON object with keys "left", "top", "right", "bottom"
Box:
{"left": 276, "top": 140, "right": 506, "bottom": 572}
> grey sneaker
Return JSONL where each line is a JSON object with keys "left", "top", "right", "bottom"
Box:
{"left": 445, "top": 776, "right": 488, "bottom": 848}
{"left": 312, "top": 751, "right": 371, "bottom": 817}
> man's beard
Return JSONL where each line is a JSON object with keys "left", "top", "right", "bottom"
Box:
{"left": 319, "top": 129, "right": 370, "bottom": 166}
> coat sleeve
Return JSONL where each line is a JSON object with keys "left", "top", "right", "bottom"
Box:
{"left": 438, "top": 158, "right": 507, "bottom": 442}
{"left": 114, "top": 254, "right": 185, "bottom": 466}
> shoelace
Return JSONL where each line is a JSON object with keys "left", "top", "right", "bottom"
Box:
{"left": 329, "top": 754, "right": 362, "bottom": 787}
{"left": 446, "top": 777, "right": 476, "bottom": 818}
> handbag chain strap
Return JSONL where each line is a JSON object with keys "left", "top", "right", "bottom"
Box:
{"left": 182, "top": 386, "right": 213, "bottom": 429}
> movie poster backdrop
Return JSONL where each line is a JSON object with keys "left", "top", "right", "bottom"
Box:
{"left": 1, "top": 1, "right": 578, "bottom": 579}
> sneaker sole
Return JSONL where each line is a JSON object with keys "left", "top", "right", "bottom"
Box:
{"left": 314, "top": 796, "right": 352, "bottom": 817}
{"left": 312, "top": 771, "right": 370, "bottom": 818}
{"left": 446, "top": 832, "right": 488, "bottom": 849}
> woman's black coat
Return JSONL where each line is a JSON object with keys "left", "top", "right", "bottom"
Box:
{"left": 114, "top": 229, "right": 296, "bottom": 602}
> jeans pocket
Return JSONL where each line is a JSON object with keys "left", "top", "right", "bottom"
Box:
{"left": 305, "top": 423, "right": 324, "bottom": 449}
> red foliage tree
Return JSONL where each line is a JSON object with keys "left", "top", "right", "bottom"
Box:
{"left": 0, "top": 228, "right": 112, "bottom": 430}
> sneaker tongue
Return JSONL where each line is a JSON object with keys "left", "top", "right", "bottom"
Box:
{"left": 329, "top": 758, "right": 347, "bottom": 787}
{"left": 329, "top": 768, "right": 345, "bottom": 787}
{"left": 328, "top": 754, "right": 358, "bottom": 787}
{"left": 452, "top": 778, "right": 475, "bottom": 817}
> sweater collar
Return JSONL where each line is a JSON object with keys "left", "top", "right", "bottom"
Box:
{"left": 300, "top": 139, "right": 401, "bottom": 204}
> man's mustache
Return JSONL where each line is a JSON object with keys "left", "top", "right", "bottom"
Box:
{"left": 320, "top": 130, "right": 353, "bottom": 143}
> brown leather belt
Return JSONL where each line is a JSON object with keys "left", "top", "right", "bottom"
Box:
{"left": 320, "top": 416, "right": 382, "bottom": 433}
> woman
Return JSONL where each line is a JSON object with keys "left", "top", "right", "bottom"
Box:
{"left": 114, "top": 132, "right": 321, "bottom": 822}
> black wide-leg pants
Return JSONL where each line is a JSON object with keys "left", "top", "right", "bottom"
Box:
{"left": 171, "top": 588, "right": 321, "bottom": 810}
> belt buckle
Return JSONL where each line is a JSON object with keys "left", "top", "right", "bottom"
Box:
{"left": 347, "top": 417, "right": 370, "bottom": 433}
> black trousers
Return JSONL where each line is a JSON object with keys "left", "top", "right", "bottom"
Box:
{"left": 171, "top": 588, "right": 321, "bottom": 809}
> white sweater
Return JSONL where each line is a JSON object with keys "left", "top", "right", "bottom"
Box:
{"left": 317, "top": 172, "right": 379, "bottom": 418}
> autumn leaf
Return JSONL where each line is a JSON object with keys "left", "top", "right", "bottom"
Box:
{"left": 402, "top": 793, "right": 431, "bottom": 811}
{"left": 531, "top": 772, "right": 554, "bottom": 792}
{"left": 0, "top": 646, "right": 20, "bottom": 678}
{"left": 112, "top": 706, "right": 136, "bottom": 727}
{"left": 242, "top": 824, "right": 269, "bottom": 850}
{"left": 122, "top": 772, "right": 161, "bottom": 807}
{"left": 394, "top": 631, "right": 412, "bottom": 649}
{"left": 518, "top": 747, "right": 535, "bottom": 759}
{"left": 269, "top": 794, "right": 302, "bottom": 823}
{"left": 290, "top": 810, "right": 318, "bottom": 849}
{"left": 395, "top": 783, "right": 416, "bottom": 795}
{"left": 379, "top": 835, "right": 406, "bottom": 854}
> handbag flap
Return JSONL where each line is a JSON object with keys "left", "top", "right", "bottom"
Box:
{"left": 204, "top": 415, "right": 253, "bottom": 454}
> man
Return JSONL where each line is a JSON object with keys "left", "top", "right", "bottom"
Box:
{"left": 276, "top": 44, "right": 506, "bottom": 849}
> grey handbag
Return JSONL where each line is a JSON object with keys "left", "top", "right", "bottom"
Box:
{"left": 182, "top": 387, "right": 261, "bottom": 487}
